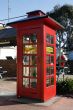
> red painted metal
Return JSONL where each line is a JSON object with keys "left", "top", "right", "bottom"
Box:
{"left": 43, "top": 25, "right": 56, "bottom": 101}
{"left": 8, "top": 10, "right": 63, "bottom": 101}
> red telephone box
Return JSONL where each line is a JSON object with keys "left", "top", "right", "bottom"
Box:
{"left": 7, "top": 10, "right": 63, "bottom": 101}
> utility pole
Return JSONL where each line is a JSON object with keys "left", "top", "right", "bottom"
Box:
{"left": 8, "top": 0, "right": 10, "bottom": 22}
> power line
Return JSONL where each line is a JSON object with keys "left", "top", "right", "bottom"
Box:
{"left": 0, "top": 15, "right": 27, "bottom": 22}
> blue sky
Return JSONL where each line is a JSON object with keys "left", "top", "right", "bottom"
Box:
{"left": 0, "top": 0, "right": 73, "bottom": 23}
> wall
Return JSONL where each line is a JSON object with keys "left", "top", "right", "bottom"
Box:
{"left": 0, "top": 46, "right": 17, "bottom": 59}
{"left": 0, "top": 60, "right": 16, "bottom": 77}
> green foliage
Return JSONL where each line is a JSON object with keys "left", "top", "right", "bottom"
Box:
{"left": 47, "top": 4, "right": 73, "bottom": 27}
{"left": 57, "top": 78, "right": 73, "bottom": 95}
{"left": 47, "top": 4, "right": 73, "bottom": 51}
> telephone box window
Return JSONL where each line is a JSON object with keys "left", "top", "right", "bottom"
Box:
{"left": 30, "top": 79, "right": 37, "bottom": 88}
{"left": 46, "top": 33, "right": 54, "bottom": 87}
{"left": 23, "top": 34, "right": 37, "bottom": 44}
{"left": 51, "top": 77, "right": 54, "bottom": 85}
{"left": 23, "top": 45, "right": 37, "bottom": 54}
{"left": 51, "top": 56, "right": 54, "bottom": 64}
{"left": 30, "top": 67, "right": 37, "bottom": 77}
{"left": 30, "top": 34, "right": 37, "bottom": 43}
{"left": 23, "top": 33, "right": 37, "bottom": 89}
{"left": 46, "top": 78, "right": 50, "bottom": 87}
{"left": 46, "top": 56, "right": 50, "bottom": 64}
{"left": 50, "top": 67, "right": 54, "bottom": 74}
{"left": 46, "top": 34, "right": 54, "bottom": 44}
{"left": 23, "top": 67, "right": 29, "bottom": 76}
{"left": 50, "top": 36, "right": 54, "bottom": 44}
{"left": 46, "top": 46, "right": 54, "bottom": 54}
{"left": 46, "top": 66, "right": 54, "bottom": 75}
{"left": 46, "top": 56, "right": 54, "bottom": 64}
{"left": 23, "top": 55, "right": 29, "bottom": 65}
{"left": 23, "top": 78, "right": 29, "bottom": 88}
{"left": 30, "top": 55, "right": 37, "bottom": 65}
{"left": 46, "top": 34, "right": 50, "bottom": 43}
{"left": 46, "top": 67, "right": 50, "bottom": 75}
{"left": 23, "top": 35, "right": 30, "bottom": 44}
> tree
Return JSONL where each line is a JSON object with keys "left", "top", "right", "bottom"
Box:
{"left": 47, "top": 5, "right": 73, "bottom": 68}
{"left": 47, "top": 4, "right": 73, "bottom": 51}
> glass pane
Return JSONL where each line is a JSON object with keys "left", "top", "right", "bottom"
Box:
{"left": 46, "top": 56, "right": 50, "bottom": 64}
{"left": 46, "top": 66, "right": 54, "bottom": 75}
{"left": 50, "top": 67, "right": 54, "bottom": 74}
{"left": 23, "top": 67, "right": 29, "bottom": 76}
{"left": 51, "top": 56, "right": 54, "bottom": 64}
{"left": 50, "top": 36, "right": 54, "bottom": 44}
{"left": 23, "top": 45, "right": 37, "bottom": 54}
{"left": 30, "top": 67, "right": 37, "bottom": 77}
{"left": 46, "top": 56, "right": 54, "bottom": 64}
{"left": 30, "top": 79, "right": 37, "bottom": 88}
{"left": 30, "top": 34, "right": 37, "bottom": 43}
{"left": 51, "top": 77, "right": 54, "bottom": 85}
{"left": 46, "top": 78, "right": 50, "bottom": 87}
{"left": 23, "top": 56, "right": 29, "bottom": 65}
{"left": 46, "top": 34, "right": 54, "bottom": 44}
{"left": 23, "top": 78, "right": 29, "bottom": 88}
{"left": 30, "top": 55, "right": 37, "bottom": 65}
{"left": 46, "top": 46, "right": 54, "bottom": 54}
{"left": 23, "top": 35, "right": 29, "bottom": 43}
{"left": 46, "top": 34, "right": 50, "bottom": 43}
{"left": 46, "top": 67, "right": 50, "bottom": 75}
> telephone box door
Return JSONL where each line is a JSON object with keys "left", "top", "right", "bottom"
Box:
{"left": 18, "top": 28, "right": 42, "bottom": 99}
{"left": 44, "top": 26, "right": 56, "bottom": 100}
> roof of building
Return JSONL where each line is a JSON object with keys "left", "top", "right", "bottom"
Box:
{"left": 0, "top": 28, "right": 16, "bottom": 40}
{"left": 0, "top": 28, "right": 16, "bottom": 47}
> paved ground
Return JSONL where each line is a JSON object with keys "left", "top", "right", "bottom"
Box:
{"left": 0, "top": 77, "right": 16, "bottom": 95}
{"left": 0, "top": 77, "right": 73, "bottom": 110}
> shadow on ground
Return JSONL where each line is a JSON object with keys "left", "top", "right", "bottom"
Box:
{"left": 0, "top": 95, "right": 44, "bottom": 106}
{"left": 0, "top": 95, "right": 19, "bottom": 106}
{"left": 3, "top": 77, "right": 17, "bottom": 81}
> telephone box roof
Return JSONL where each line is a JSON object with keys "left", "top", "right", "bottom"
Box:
{"left": 7, "top": 10, "right": 64, "bottom": 30}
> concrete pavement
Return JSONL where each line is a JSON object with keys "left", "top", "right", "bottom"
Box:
{"left": 0, "top": 96, "right": 73, "bottom": 110}
{"left": 0, "top": 77, "right": 73, "bottom": 110}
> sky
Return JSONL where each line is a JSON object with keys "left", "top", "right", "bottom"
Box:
{"left": 0, "top": 0, "right": 73, "bottom": 24}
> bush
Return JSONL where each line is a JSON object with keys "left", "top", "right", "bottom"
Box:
{"left": 57, "top": 78, "right": 73, "bottom": 95}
